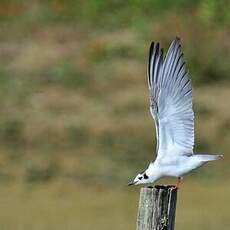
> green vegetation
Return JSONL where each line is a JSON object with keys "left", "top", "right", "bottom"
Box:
{"left": 0, "top": 180, "right": 230, "bottom": 230}
{"left": 0, "top": 0, "right": 229, "bottom": 229}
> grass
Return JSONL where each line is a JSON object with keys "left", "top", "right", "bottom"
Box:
{"left": 0, "top": 179, "right": 229, "bottom": 230}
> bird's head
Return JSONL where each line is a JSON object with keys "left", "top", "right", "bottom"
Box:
{"left": 128, "top": 170, "right": 150, "bottom": 186}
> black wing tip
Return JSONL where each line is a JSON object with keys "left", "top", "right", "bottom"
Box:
{"left": 147, "top": 41, "right": 162, "bottom": 88}
{"left": 171, "top": 36, "right": 182, "bottom": 48}
{"left": 148, "top": 42, "right": 155, "bottom": 60}
{"left": 151, "top": 37, "right": 181, "bottom": 48}
{"left": 148, "top": 41, "right": 161, "bottom": 66}
{"left": 175, "top": 36, "right": 181, "bottom": 43}
{"left": 149, "top": 41, "right": 154, "bottom": 51}
{"left": 149, "top": 41, "right": 160, "bottom": 52}
{"left": 150, "top": 41, "right": 155, "bottom": 47}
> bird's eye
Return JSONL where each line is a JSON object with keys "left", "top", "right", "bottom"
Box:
{"left": 143, "top": 173, "right": 149, "bottom": 179}
{"left": 138, "top": 176, "right": 142, "bottom": 180}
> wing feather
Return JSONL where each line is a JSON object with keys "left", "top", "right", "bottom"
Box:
{"left": 148, "top": 38, "right": 194, "bottom": 157}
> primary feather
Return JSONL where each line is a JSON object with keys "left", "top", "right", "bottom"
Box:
{"left": 148, "top": 38, "right": 194, "bottom": 157}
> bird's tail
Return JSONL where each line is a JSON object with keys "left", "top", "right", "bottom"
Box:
{"left": 194, "top": 154, "right": 223, "bottom": 162}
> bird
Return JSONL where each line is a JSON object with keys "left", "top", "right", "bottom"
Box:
{"left": 128, "top": 37, "right": 223, "bottom": 188}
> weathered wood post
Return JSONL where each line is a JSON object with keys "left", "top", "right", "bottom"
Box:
{"left": 136, "top": 185, "right": 177, "bottom": 230}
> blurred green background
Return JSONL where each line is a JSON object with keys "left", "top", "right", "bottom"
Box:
{"left": 0, "top": 0, "right": 229, "bottom": 229}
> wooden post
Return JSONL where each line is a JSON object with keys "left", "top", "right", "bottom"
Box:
{"left": 136, "top": 185, "right": 177, "bottom": 230}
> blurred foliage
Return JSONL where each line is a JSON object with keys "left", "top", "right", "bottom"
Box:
{"left": 25, "top": 159, "right": 58, "bottom": 182}
{"left": 0, "top": 181, "right": 229, "bottom": 230}
{"left": 0, "top": 0, "right": 228, "bottom": 186}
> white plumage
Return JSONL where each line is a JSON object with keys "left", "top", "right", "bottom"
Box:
{"left": 128, "top": 38, "right": 222, "bottom": 187}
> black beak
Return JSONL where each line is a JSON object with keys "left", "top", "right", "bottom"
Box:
{"left": 128, "top": 181, "right": 136, "bottom": 186}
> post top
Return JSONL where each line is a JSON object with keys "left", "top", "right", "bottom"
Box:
{"left": 141, "top": 185, "right": 177, "bottom": 192}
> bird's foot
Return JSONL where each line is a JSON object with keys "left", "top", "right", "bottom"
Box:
{"left": 169, "top": 185, "right": 178, "bottom": 192}
{"left": 170, "top": 177, "right": 183, "bottom": 191}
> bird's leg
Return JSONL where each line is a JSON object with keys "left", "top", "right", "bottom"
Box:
{"left": 176, "top": 177, "right": 183, "bottom": 189}
{"left": 170, "top": 177, "right": 183, "bottom": 191}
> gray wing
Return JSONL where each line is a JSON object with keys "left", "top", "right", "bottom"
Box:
{"left": 148, "top": 38, "right": 194, "bottom": 157}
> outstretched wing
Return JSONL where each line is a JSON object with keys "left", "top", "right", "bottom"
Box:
{"left": 148, "top": 38, "right": 194, "bottom": 157}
